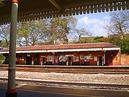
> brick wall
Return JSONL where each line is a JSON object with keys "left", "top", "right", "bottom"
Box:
{"left": 121, "top": 54, "right": 129, "bottom": 65}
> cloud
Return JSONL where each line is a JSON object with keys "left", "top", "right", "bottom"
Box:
{"left": 76, "top": 14, "right": 111, "bottom": 37}
{"left": 79, "top": 17, "right": 100, "bottom": 25}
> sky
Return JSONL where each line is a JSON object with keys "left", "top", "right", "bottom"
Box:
{"left": 0, "top": 12, "right": 112, "bottom": 42}
{"left": 75, "top": 12, "right": 111, "bottom": 37}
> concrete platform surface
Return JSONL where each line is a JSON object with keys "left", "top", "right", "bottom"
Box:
{"left": 1, "top": 84, "right": 129, "bottom": 97}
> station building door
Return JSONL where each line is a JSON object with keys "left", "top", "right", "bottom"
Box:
{"left": 40, "top": 56, "right": 47, "bottom": 65}
{"left": 26, "top": 54, "right": 32, "bottom": 65}
{"left": 67, "top": 55, "right": 73, "bottom": 66}
{"left": 98, "top": 56, "right": 103, "bottom": 66}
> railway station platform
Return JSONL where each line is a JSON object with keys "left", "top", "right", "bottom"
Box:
{"left": 1, "top": 83, "right": 129, "bottom": 97}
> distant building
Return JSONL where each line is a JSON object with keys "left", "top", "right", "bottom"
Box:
{"left": 108, "top": 33, "right": 129, "bottom": 39}
{"left": 79, "top": 36, "right": 109, "bottom": 43}
{"left": 79, "top": 36, "right": 95, "bottom": 43}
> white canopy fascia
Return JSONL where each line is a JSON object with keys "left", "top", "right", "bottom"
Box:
{"left": 0, "top": 47, "right": 120, "bottom": 54}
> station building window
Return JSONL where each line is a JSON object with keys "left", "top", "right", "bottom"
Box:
{"left": 73, "top": 56, "right": 79, "bottom": 62}
{"left": 16, "top": 55, "right": 25, "bottom": 64}
{"left": 80, "top": 55, "right": 94, "bottom": 60}
{"left": 47, "top": 55, "right": 54, "bottom": 62}
{"left": 80, "top": 54, "right": 95, "bottom": 65}
{"left": 59, "top": 55, "right": 66, "bottom": 62}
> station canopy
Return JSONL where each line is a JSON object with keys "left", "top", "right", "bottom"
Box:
{"left": 0, "top": 0, "right": 129, "bottom": 24}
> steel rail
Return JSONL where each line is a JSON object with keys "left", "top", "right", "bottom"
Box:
{"left": 1, "top": 65, "right": 129, "bottom": 74}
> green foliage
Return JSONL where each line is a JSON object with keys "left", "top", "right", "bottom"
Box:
{"left": 105, "top": 11, "right": 129, "bottom": 54}
{"left": 49, "top": 17, "right": 77, "bottom": 44}
{"left": 109, "top": 34, "right": 129, "bottom": 54}
{"left": 0, "top": 54, "right": 5, "bottom": 64}
{"left": 17, "top": 20, "right": 49, "bottom": 46}
{"left": 94, "top": 36, "right": 104, "bottom": 42}
{"left": 0, "top": 24, "right": 10, "bottom": 47}
{"left": 0, "top": 40, "right": 9, "bottom": 47}
{"left": 79, "top": 34, "right": 129, "bottom": 54}
{"left": 121, "top": 39, "right": 129, "bottom": 54}
{"left": 79, "top": 36, "right": 109, "bottom": 43}
{"left": 16, "top": 17, "right": 77, "bottom": 45}
{"left": 0, "top": 17, "right": 91, "bottom": 46}
{"left": 79, "top": 37, "right": 94, "bottom": 43}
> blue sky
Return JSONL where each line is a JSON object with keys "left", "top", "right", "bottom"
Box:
{"left": 75, "top": 12, "right": 111, "bottom": 37}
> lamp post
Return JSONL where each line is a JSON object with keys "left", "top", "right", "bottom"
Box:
{"left": 6, "top": 0, "right": 18, "bottom": 97}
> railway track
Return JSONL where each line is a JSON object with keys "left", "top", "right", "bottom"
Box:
{"left": 0, "top": 77, "right": 129, "bottom": 90}
{"left": 0, "top": 65, "right": 129, "bottom": 74}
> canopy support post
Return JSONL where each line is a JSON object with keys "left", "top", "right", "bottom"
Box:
{"left": 6, "top": 0, "right": 18, "bottom": 97}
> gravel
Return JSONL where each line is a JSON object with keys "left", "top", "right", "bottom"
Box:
{"left": 0, "top": 71, "right": 129, "bottom": 85}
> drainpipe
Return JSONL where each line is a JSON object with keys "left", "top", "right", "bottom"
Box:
{"left": 6, "top": 0, "right": 18, "bottom": 97}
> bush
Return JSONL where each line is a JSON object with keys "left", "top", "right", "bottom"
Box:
{"left": 0, "top": 54, "right": 5, "bottom": 64}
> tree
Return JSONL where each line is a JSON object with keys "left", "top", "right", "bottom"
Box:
{"left": 76, "top": 28, "right": 92, "bottom": 41}
{"left": 0, "top": 24, "right": 10, "bottom": 47}
{"left": 106, "top": 10, "right": 129, "bottom": 39}
{"left": 17, "top": 20, "right": 49, "bottom": 46}
{"left": 48, "top": 17, "right": 77, "bottom": 44}
{"left": 108, "top": 34, "right": 129, "bottom": 54}
{"left": 17, "top": 22, "right": 30, "bottom": 46}
{"left": 28, "top": 20, "right": 49, "bottom": 45}
{"left": 106, "top": 10, "right": 129, "bottom": 53}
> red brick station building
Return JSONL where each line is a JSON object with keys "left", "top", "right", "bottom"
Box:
{"left": 0, "top": 42, "right": 121, "bottom": 66}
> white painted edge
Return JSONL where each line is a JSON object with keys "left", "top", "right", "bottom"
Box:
{"left": 0, "top": 47, "right": 120, "bottom": 54}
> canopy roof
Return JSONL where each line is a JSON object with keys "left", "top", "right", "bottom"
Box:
{"left": 0, "top": 42, "right": 120, "bottom": 54}
{"left": 0, "top": 0, "right": 129, "bottom": 24}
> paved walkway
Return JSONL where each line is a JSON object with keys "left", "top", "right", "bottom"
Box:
{"left": 1, "top": 84, "right": 129, "bottom": 97}
{"left": 0, "top": 88, "right": 86, "bottom": 97}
